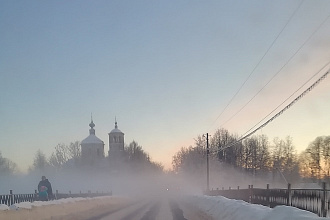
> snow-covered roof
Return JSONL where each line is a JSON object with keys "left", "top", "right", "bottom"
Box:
{"left": 81, "top": 119, "right": 104, "bottom": 145}
{"left": 109, "top": 128, "right": 123, "bottom": 134}
{"left": 81, "top": 134, "right": 104, "bottom": 145}
{"left": 109, "top": 121, "right": 124, "bottom": 134}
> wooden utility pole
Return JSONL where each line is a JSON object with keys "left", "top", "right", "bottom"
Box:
{"left": 206, "top": 133, "right": 210, "bottom": 191}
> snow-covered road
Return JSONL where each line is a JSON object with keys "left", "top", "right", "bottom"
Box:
{"left": 88, "top": 196, "right": 210, "bottom": 220}
{"left": 1, "top": 193, "right": 328, "bottom": 220}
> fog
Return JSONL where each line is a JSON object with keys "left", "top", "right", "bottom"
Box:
{"left": 1, "top": 159, "right": 290, "bottom": 198}
{"left": 0, "top": 168, "right": 193, "bottom": 199}
{"left": 206, "top": 160, "right": 290, "bottom": 190}
{"left": 0, "top": 161, "right": 306, "bottom": 220}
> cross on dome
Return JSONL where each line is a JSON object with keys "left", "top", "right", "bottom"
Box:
{"left": 89, "top": 114, "right": 95, "bottom": 135}
{"left": 89, "top": 114, "right": 95, "bottom": 129}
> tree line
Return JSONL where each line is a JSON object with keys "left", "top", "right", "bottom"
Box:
{"left": 32, "top": 140, "right": 163, "bottom": 173}
{"left": 0, "top": 141, "right": 163, "bottom": 175}
{"left": 172, "top": 128, "right": 330, "bottom": 184}
{"left": 2, "top": 129, "right": 329, "bottom": 182}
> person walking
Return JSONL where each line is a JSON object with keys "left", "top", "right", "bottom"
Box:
{"left": 38, "top": 176, "right": 53, "bottom": 201}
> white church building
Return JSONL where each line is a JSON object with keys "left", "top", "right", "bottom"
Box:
{"left": 80, "top": 118, "right": 124, "bottom": 166}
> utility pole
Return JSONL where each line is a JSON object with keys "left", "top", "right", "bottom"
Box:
{"left": 206, "top": 133, "right": 210, "bottom": 192}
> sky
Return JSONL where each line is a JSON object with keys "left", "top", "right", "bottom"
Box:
{"left": 1, "top": 0, "right": 330, "bottom": 172}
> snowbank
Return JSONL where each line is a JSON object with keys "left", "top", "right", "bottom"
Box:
{"left": 187, "top": 195, "right": 327, "bottom": 220}
{"left": 0, "top": 196, "right": 129, "bottom": 220}
{"left": 7, "top": 197, "right": 88, "bottom": 210}
{"left": 0, "top": 204, "right": 9, "bottom": 211}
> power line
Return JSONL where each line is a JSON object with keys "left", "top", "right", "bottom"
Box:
{"left": 214, "top": 67, "right": 330, "bottom": 153}
{"left": 218, "top": 13, "right": 330, "bottom": 129}
{"left": 241, "top": 61, "right": 330, "bottom": 138}
{"left": 210, "top": 0, "right": 305, "bottom": 130}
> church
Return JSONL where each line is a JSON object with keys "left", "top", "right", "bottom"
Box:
{"left": 80, "top": 117, "right": 124, "bottom": 166}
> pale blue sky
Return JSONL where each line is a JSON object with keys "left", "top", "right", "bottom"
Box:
{"left": 1, "top": 0, "right": 330, "bottom": 171}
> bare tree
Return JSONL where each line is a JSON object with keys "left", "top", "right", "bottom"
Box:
{"left": 271, "top": 137, "right": 285, "bottom": 172}
{"left": 49, "top": 143, "right": 68, "bottom": 169}
{"left": 282, "top": 137, "right": 299, "bottom": 181}
{"left": 210, "top": 128, "right": 237, "bottom": 165}
{"left": 67, "top": 141, "right": 81, "bottom": 160}
{"left": 242, "top": 138, "right": 253, "bottom": 172}
{"left": 300, "top": 136, "right": 330, "bottom": 180}
{"left": 172, "top": 147, "right": 186, "bottom": 173}
{"left": 172, "top": 145, "right": 205, "bottom": 174}
{"left": 321, "top": 136, "right": 330, "bottom": 179}
{"left": 256, "top": 135, "right": 271, "bottom": 173}
{"left": 299, "top": 150, "right": 313, "bottom": 178}
{"left": 306, "top": 137, "right": 322, "bottom": 179}
{"left": 48, "top": 141, "right": 81, "bottom": 169}
{"left": 271, "top": 136, "right": 299, "bottom": 182}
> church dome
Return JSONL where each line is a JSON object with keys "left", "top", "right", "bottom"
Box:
{"left": 110, "top": 127, "right": 123, "bottom": 133}
{"left": 81, "top": 119, "right": 104, "bottom": 145}
{"left": 109, "top": 121, "right": 124, "bottom": 134}
{"left": 81, "top": 134, "right": 104, "bottom": 144}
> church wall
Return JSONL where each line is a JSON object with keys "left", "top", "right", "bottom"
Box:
{"left": 81, "top": 143, "right": 105, "bottom": 165}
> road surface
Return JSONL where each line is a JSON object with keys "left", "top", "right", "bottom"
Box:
{"left": 87, "top": 195, "right": 212, "bottom": 220}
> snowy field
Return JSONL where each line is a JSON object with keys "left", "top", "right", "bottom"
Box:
{"left": 0, "top": 194, "right": 328, "bottom": 220}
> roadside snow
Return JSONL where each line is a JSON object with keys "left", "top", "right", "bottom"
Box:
{"left": 187, "top": 195, "right": 327, "bottom": 220}
{"left": 0, "top": 204, "right": 9, "bottom": 211}
{"left": 0, "top": 196, "right": 128, "bottom": 220}
{"left": 7, "top": 197, "right": 92, "bottom": 210}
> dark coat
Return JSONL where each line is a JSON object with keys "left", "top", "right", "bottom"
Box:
{"left": 38, "top": 179, "right": 53, "bottom": 196}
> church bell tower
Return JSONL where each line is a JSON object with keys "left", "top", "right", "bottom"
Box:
{"left": 108, "top": 118, "right": 124, "bottom": 158}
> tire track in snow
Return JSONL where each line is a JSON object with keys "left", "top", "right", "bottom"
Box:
{"left": 120, "top": 202, "right": 150, "bottom": 220}
{"left": 140, "top": 202, "right": 161, "bottom": 220}
{"left": 86, "top": 201, "right": 138, "bottom": 220}
{"left": 169, "top": 200, "right": 188, "bottom": 220}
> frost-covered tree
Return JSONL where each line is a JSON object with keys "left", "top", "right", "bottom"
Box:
{"left": 32, "top": 149, "right": 49, "bottom": 171}
{"left": 121, "top": 141, "right": 163, "bottom": 173}
{"left": 0, "top": 151, "right": 17, "bottom": 175}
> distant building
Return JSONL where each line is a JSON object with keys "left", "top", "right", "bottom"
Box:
{"left": 80, "top": 118, "right": 105, "bottom": 165}
{"left": 108, "top": 119, "right": 125, "bottom": 160}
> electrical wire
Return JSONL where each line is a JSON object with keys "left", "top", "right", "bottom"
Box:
{"left": 210, "top": 0, "right": 305, "bottom": 130}
{"left": 219, "top": 13, "right": 330, "bottom": 129}
{"left": 241, "top": 61, "right": 330, "bottom": 138}
{"left": 213, "top": 66, "right": 330, "bottom": 153}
